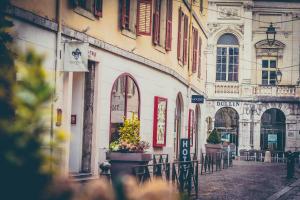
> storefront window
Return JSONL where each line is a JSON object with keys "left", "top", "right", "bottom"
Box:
{"left": 214, "top": 107, "right": 239, "bottom": 153}
{"left": 110, "top": 74, "right": 140, "bottom": 142}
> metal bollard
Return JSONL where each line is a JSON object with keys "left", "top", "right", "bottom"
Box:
{"left": 287, "top": 152, "right": 295, "bottom": 179}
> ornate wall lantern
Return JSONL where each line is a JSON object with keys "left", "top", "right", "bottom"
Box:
{"left": 276, "top": 69, "right": 282, "bottom": 84}
{"left": 266, "top": 23, "right": 276, "bottom": 46}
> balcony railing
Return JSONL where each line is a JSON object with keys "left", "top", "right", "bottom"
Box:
{"left": 253, "top": 85, "right": 296, "bottom": 97}
{"left": 215, "top": 83, "right": 240, "bottom": 94}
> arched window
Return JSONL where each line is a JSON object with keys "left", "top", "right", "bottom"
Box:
{"left": 174, "top": 93, "right": 183, "bottom": 159}
{"left": 216, "top": 33, "right": 239, "bottom": 82}
{"left": 110, "top": 74, "right": 140, "bottom": 142}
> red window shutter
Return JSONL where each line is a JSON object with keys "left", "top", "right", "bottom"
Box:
{"left": 188, "top": 109, "right": 191, "bottom": 140}
{"left": 192, "top": 28, "right": 198, "bottom": 73}
{"left": 137, "top": 0, "right": 152, "bottom": 35}
{"left": 177, "top": 8, "right": 182, "bottom": 61}
{"left": 191, "top": 110, "right": 194, "bottom": 147}
{"left": 183, "top": 15, "right": 188, "bottom": 65}
{"left": 188, "top": 109, "right": 194, "bottom": 143}
{"left": 165, "top": 0, "right": 172, "bottom": 51}
{"left": 153, "top": 0, "right": 160, "bottom": 44}
{"left": 198, "top": 37, "right": 202, "bottom": 78}
{"left": 94, "top": 0, "right": 103, "bottom": 17}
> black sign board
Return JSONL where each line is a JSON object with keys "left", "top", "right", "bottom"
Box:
{"left": 179, "top": 139, "right": 191, "bottom": 162}
{"left": 191, "top": 95, "right": 204, "bottom": 103}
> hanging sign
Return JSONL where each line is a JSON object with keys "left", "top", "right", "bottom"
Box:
{"left": 191, "top": 95, "right": 204, "bottom": 103}
{"left": 64, "top": 42, "right": 88, "bottom": 72}
{"left": 179, "top": 139, "right": 191, "bottom": 162}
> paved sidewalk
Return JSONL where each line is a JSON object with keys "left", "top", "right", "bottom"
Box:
{"left": 198, "top": 161, "right": 298, "bottom": 200}
{"left": 267, "top": 170, "right": 300, "bottom": 200}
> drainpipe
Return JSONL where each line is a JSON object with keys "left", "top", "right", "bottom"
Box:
{"left": 50, "top": 0, "right": 61, "bottom": 172}
{"left": 187, "top": 0, "right": 193, "bottom": 140}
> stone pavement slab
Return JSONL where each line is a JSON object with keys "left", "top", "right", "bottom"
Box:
{"left": 197, "top": 161, "right": 298, "bottom": 200}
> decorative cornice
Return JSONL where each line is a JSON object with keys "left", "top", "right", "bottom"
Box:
{"left": 255, "top": 39, "right": 286, "bottom": 49}
{"left": 6, "top": 5, "right": 207, "bottom": 97}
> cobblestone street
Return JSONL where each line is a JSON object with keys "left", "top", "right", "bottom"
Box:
{"left": 198, "top": 161, "right": 300, "bottom": 200}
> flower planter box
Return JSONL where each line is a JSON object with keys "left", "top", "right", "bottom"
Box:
{"left": 106, "top": 152, "right": 152, "bottom": 180}
{"left": 205, "top": 144, "right": 223, "bottom": 154}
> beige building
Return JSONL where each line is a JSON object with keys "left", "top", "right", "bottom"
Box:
{"left": 8, "top": 0, "right": 209, "bottom": 177}
{"left": 205, "top": 0, "right": 300, "bottom": 155}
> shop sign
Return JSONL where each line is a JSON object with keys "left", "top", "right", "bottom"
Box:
{"left": 64, "top": 42, "right": 88, "bottom": 72}
{"left": 216, "top": 101, "right": 240, "bottom": 107}
{"left": 179, "top": 139, "right": 191, "bottom": 162}
{"left": 221, "top": 132, "right": 230, "bottom": 142}
{"left": 191, "top": 95, "right": 204, "bottom": 103}
{"left": 268, "top": 134, "right": 277, "bottom": 142}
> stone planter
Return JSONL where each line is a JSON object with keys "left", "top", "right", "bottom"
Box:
{"left": 106, "top": 152, "right": 152, "bottom": 180}
{"left": 205, "top": 143, "right": 223, "bottom": 154}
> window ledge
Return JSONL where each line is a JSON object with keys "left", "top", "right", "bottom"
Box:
{"left": 74, "top": 7, "right": 96, "bottom": 21}
{"left": 154, "top": 45, "right": 166, "bottom": 54}
{"left": 121, "top": 29, "right": 137, "bottom": 40}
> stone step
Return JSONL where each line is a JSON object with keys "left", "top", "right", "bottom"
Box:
{"left": 69, "top": 172, "right": 98, "bottom": 183}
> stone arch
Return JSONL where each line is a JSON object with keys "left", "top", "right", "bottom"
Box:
{"left": 258, "top": 103, "right": 290, "bottom": 121}
{"left": 214, "top": 107, "right": 240, "bottom": 152}
{"left": 213, "top": 27, "right": 243, "bottom": 46}
{"left": 174, "top": 92, "right": 184, "bottom": 159}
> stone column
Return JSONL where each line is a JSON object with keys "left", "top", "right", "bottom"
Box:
{"left": 81, "top": 62, "right": 95, "bottom": 173}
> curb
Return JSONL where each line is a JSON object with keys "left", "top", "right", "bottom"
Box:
{"left": 267, "top": 179, "right": 300, "bottom": 200}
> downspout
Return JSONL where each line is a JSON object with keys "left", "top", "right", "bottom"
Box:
{"left": 187, "top": 0, "right": 193, "bottom": 140}
{"left": 50, "top": 0, "right": 61, "bottom": 172}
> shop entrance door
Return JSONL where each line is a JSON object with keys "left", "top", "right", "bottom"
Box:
{"left": 260, "top": 108, "right": 286, "bottom": 151}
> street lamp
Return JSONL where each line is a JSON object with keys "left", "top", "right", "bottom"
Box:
{"left": 276, "top": 68, "right": 282, "bottom": 84}
{"left": 266, "top": 23, "right": 276, "bottom": 46}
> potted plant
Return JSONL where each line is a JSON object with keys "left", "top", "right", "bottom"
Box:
{"left": 205, "top": 129, "right": 223, "bottom": 154}
{"left": 106, "top": 114, "right": 151, "bottom": 180}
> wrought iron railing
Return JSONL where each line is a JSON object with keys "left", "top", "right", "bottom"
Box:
{"left": 239, "top": 150, "right": 289, "bottom": 163}
{"left": 200, "top": 152, "right": 233, "bottom": 175}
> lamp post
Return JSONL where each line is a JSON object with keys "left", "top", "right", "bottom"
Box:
{"left": 266, "top": 23, "right": 276, "bottom": 46}
{"left": 276, "top": 68, "right": 282, "bottom": 84}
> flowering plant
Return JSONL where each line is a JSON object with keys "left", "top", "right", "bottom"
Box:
{"left": 109, "top": 114, "right": 150, "bottom": 153}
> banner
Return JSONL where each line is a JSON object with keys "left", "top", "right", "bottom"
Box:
{"left": 63, "top": 42, "right": 88, "bottom": 72}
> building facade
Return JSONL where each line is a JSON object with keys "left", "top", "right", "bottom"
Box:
{"left": 8, "top": 0, "right": 209, "bottom": 176}
{"left": 205, "top": 0, "right": 300, "bottom": 154}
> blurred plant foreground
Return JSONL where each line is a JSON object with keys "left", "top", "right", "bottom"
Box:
{"left": 0, "top": 0, "right": 180, "bottom": 200}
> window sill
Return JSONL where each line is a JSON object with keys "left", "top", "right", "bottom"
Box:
{"left": 154, "top": 45, "right": 166, "bottom": 54}
{"left": 74, "top": 7, "right": 96, "bottom": 21}
{"left": 121, "top": 29, "right": 137, "bottom": 40}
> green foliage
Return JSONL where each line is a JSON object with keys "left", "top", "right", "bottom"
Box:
{"left": 109, "top": 114, "right": 149, "bottom": 152}
{"left": 119, "top": 114, "right": 141, "bottom": 145}
{"left": 0, "top": 2, "right": 56, "bottom": 198}
{"left": 206, "top": 129, "right": 221, "bottom": 144}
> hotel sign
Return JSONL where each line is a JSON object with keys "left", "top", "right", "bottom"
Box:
{"left": 216, "top": 101, "right": 240, "bottom": 107}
